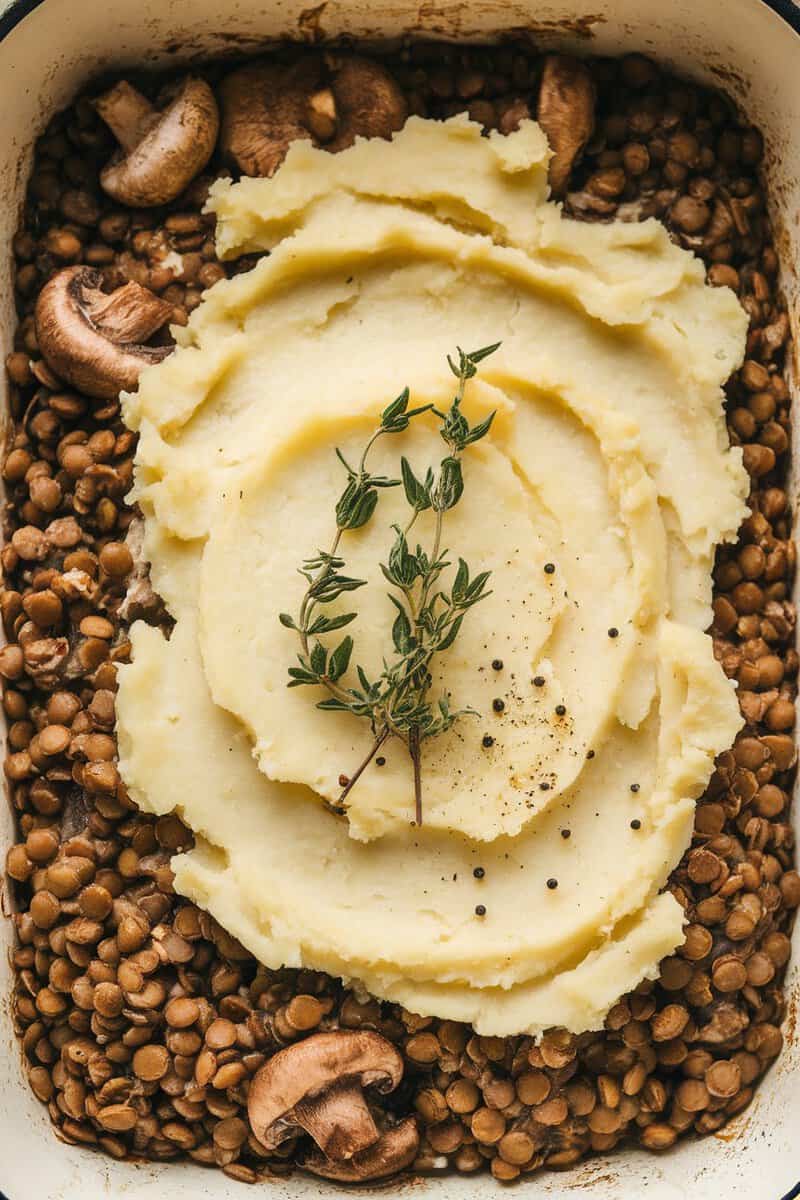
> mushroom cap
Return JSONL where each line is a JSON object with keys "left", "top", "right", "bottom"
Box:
{"left": 219, "top": 59, "right": 323, "bottom": 177}
{"left": 100, "top": 77, "right": 219, "bottom": 207}
{"left": 537, "top": 55, "right": 596, "bottom": 197}
{"left": 35, "top": 266, "right": 172, "bottom": 401}
{"left": 324, "top": 55, "right": 408, "bottom": 153}
{"left": 247, "top": 1029, "right": 404, "bottom": 1150}
{"left": 305, "top": 1117, "right": 420, "bottom": 1183}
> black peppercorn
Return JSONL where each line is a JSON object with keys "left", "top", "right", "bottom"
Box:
{"left": 630, "top": 818, "right": 642, "bottom": 830}
{"left": 376, "top": 757, "right": 386, "bottom": 767}
{"left": 608, "top": 627, "right": 619, "bottom": 638}
{"left": 555, "top": 704, "right": 566, "bottom": 716}
{"left": 533, "top": 675, "right": 545, "bottom": 687}
{"left": 546, "top": 878, "right": 558, "bottom": 890}
{"left": 492, "top": 658, "right": 504, "bottom": 671}
{"left": 492, "top": 698, "right": 505, "bottom": 713}
{"left": 473, "top": 867, "right": 485, "bottom": 879}
{"left": 561, "top": 828, "right": 571, "bottom": 839}
{"left": 482, "top": 734, "right": 495, "bottom": 748}
{"left": 475, "top": 904, "right": 486, "bottom": 917}
{"left": 630, "top": 783, "right": 640, "bottom": 793}
{"left": 544, "top": 562, "right": 556, "bottom": 574}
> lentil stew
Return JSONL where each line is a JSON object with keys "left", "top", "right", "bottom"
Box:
{"left": 2, "top": 41, "right": 797, "bottom": 1185}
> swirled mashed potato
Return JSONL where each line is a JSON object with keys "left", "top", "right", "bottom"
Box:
{"left": 117, "top": 116, "right": 748, "bottom": 1036}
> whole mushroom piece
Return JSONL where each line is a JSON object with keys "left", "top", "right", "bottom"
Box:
{"left": 93, "top": 76, "right": 219, "bottom": 207}
{"left": 537, "top": 55, "right": 596, "bottom": 197}
{"left": 35, "top": 266, "right": 173, "bottom": 401}
{"left": 247, "top": 1030, "right": 419, "bottom": 1180}
{"left": 219, "top": 54, "right": 407, "bottom": 178}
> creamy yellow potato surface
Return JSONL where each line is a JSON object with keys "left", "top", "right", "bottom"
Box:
{"left": 117, "top": 116, "right": 748, "bottom": 1036}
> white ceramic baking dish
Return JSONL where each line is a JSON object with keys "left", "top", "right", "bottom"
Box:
{"left": 0, "top": 1, "right": 798, "bottom": 1197}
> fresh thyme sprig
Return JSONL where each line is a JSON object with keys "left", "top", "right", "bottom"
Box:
{"left": 280, "top": 342, "right": 500, "bottom": 825}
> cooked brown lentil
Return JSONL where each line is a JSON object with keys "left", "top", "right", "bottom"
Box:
{"left": 2, "top": 41, "right": 796, "bottom": 1186}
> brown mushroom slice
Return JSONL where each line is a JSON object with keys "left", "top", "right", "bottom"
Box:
{"left": 219, "top": 59, "right": 324, "bottom": 178}
{"left": 537, "top": 55, "right": 596, "bottom": 198}
{"left": 248, "top": 1030, "right": 404, "bottom": 1161}
{"left": 694, "top": 1001, "right": 750, "bottom": 1045}
{"left": 94, "top": 77, "right": 219, "bottom": 207}
{"left": 219, "top": 54, "right": 407, "bottom": 178}
{"left": 323, "top": 54, "right": 409, "bottom": 153}
{"left": 87, "top": 281, "right": 173, "bottom": 344}
{"left": 35, "top": 266, "right": 173, "bottom": 401}
{"left": 306, "top": 1117, "right": 420, "bottom": 1182}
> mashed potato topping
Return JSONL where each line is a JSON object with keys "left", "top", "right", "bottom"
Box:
{"left": 117, "top": 116, "right": 748, "bottom": 1036}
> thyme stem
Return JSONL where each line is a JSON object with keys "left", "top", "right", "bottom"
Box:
{"left": 409, "top": 725, "right": 422, "bottom": 828}
{"left": 281, "top": 342, "right": 501, "bottom": 824}
{"left": 338, "top": 728, "right": 391, "bottom": 807}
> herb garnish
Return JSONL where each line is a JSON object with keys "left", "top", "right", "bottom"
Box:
{"left": 280, "top": 343, "right": 500, "bottom": 825}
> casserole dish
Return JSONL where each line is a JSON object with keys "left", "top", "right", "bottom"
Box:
{"left": 0, "top": 1, "right": 797, "bottom": 1197}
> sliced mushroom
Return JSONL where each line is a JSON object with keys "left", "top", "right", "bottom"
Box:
{"left": 247, "top": 1030, "right": 404, "bottom": 1164}
{"left": 219, "top": 59, "right": 323, "bottom": 178}
{"left": 537, "top": 55, "right": 596, "bottom": 198}
{"left": 117, "top": 515, "right": 165, "bottom": 623}
{"left": 305, "top": 1116, "right": 420, "bottom": 1182}
{"left": 219, "top": 54, "right": 407, "bottom": 178}
{"left": 694, "top": 1001, "right": 750, "bottom": 1045}
{"left": 321, "top": 53, "right": 408, "bottom": 153}
{"left": 94, "top": 77, "right": 219, "bottom": 207}
{"left": 35, "top": 266, "right": 173, "bottom": 401}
